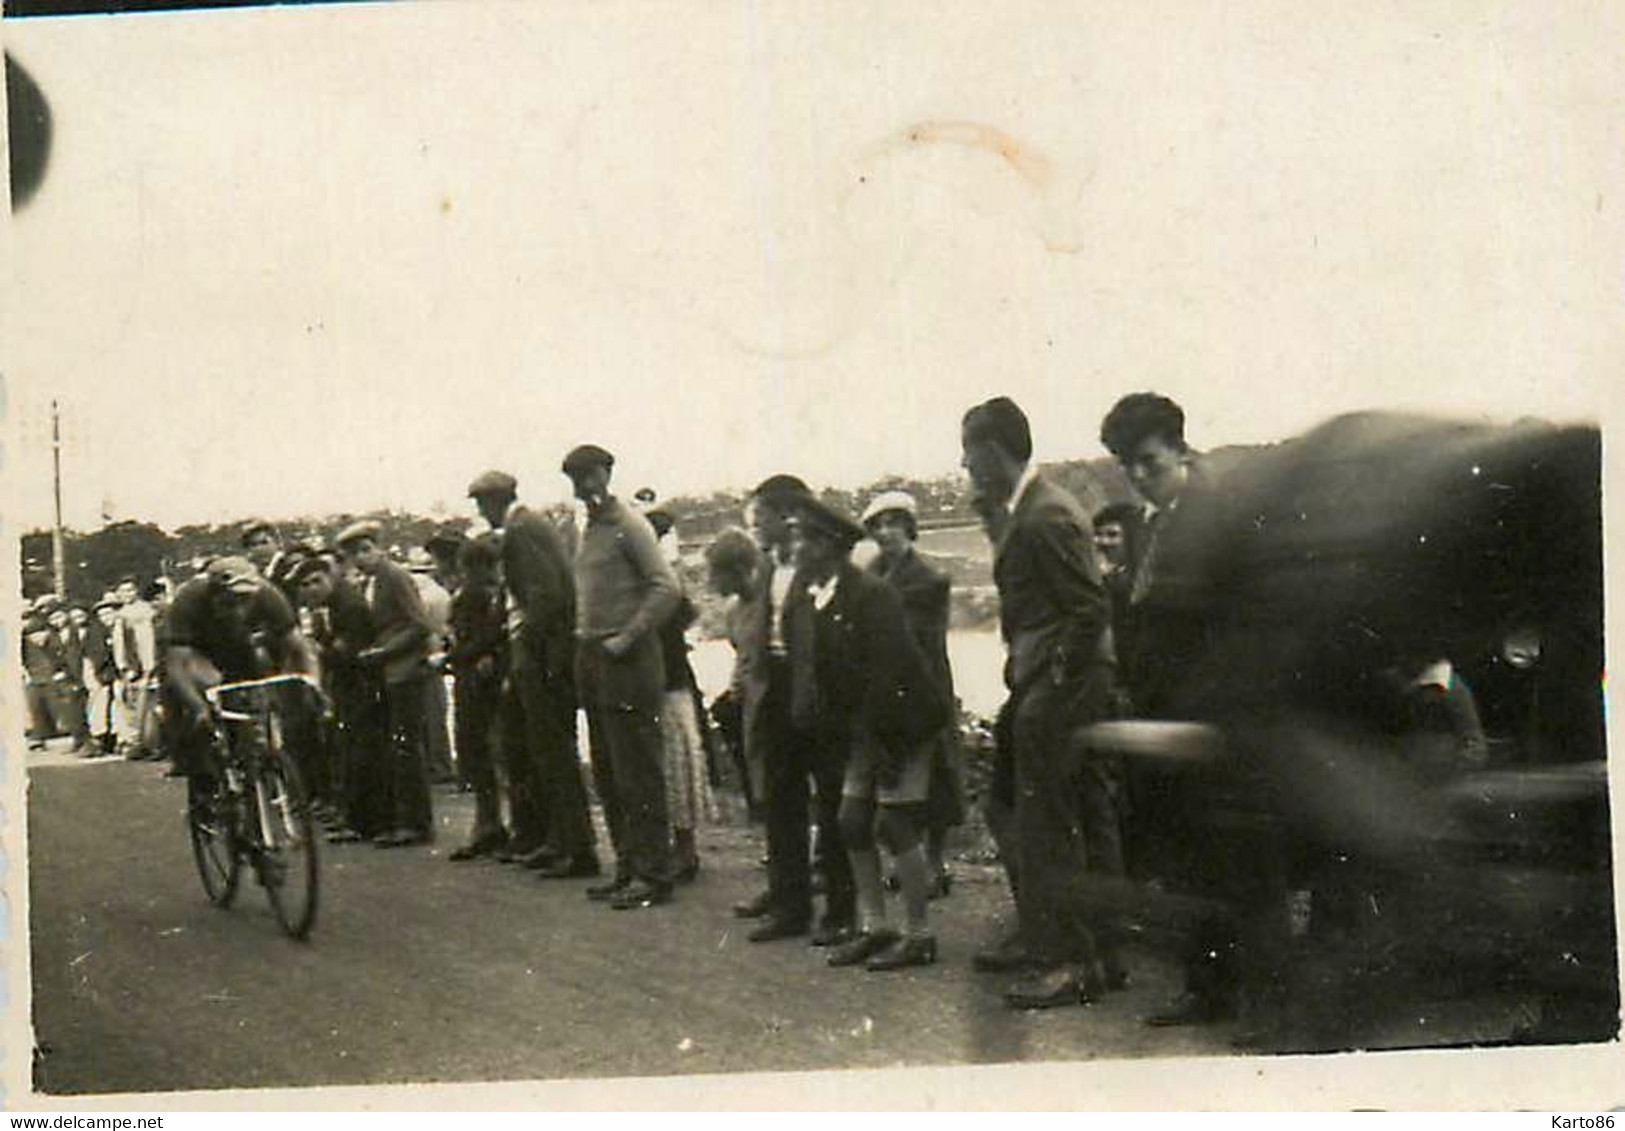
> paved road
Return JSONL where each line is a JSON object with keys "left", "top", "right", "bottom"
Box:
{"left": 29, "top": 756, "right": 1236, "bottom": 1096}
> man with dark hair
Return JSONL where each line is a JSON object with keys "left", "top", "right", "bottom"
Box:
{"left": 446, "top": 535, "right": 510, "bottom": 860}
{"left": 467, "top": 470, "right": 590, "bottom": 872}
{"left": 336, "top": 522, "right": 436, "bottom": 848}
{"left": 961, "top": 395, "right": 1127, "bottom": 1009}
{"left": 1098, "top": 390, "right": 1235, "bottom": 1027}
{"left": 861, "top": 490, "right": 963, "bottom": 899}
{"left": 734, "top": 474, "right": 839, "bottom": 942}
{"left": 564, "top": 444, "right": 677, "bottom": 908}
{"left": 294, "top": 555, "right": 387, "bottom": 842}
{"left": 241, "top": 520, "right": 284, "bottom": 579}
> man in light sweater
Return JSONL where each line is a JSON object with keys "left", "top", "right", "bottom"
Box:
{"left": 563, "top": 444, "right": 680, "bottom": 911}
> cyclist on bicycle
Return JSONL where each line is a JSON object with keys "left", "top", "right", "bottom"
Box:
{"left": 162, "top": 556, "right": 322, "bottom": 784}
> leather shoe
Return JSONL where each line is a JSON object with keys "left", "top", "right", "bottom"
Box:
{"left": 972, "top": 937, "right": 1035, "bottom": 974}
{"left": 867, "top": 935, "right": 939, "bottom": 971}
{"left": 1005, "top": 966, "right": 1099, "bottom": 1010}
{"left": 827, "top": 929, "right": 900, "bottom": 968}
{"left": 1146, "top": 991, "right": 1234, "bottom": 1027}
{"left": 519, "top": 845, "right": 564, "bottom": 870}
{"left": 610, "top": 880, "right": 672, "bottom": 910}
{"left": 374, "top": 829, "right": 430, "bottom": 848}
{"left": 810, "top": 920, "right": 856, "bottom": 948}
{"left": 535, "top": 855, "right": 602, "bottom": 879}
{"left": 326, "top": 828, "right": 365, "bottom": 845}
{"left": 732, "top": 890, "right": 774, "bottom": 919}
{"left": 449, "top": 831, "right": 507, "bottom": 862}
{"left": 585, "top": 876, "right": 632, "bottom": 902}
{"left": 495, "top": 840, "right": 543, "bottom": 864}
{"left": 747, "top": 915, "right": 810, "bottom": 943}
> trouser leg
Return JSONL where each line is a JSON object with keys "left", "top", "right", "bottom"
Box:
{"left": 499, "top": 674, "right": 549, "bottom": 851}
{"left": 1012, "top": 673, "right": 1112, "bottom": 969}
{"left": 598, "top": 698, "right": 673, "bottom": 886}
{"left": 521, "top": 666, "right": 593, "bottom": 859}
{"left": 810, "top": 744, "right": 853, "bottom": 927}
{"left": 385, "top": 677, "right": 433, "bottom": 837}
{"left": 455, "top": 675, "right": 504, "bottom": 837}
{"left": 761, "top": 669, "right": 812, "bottom": 922}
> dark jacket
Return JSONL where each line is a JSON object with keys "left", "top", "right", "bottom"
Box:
{"left": 448, "top": 580, "right": 507, "bottom": 680}
{"left": 314, "top": 579, "right": 378, "bottom": 695}
{"left": 22, "top": 633, "right": 62, "bottom": 685}
{"left": 55, "top": 627, "right": 87, "bottom": 688}
{"left": 789, "top": 561, "right": 948, "bottom": 775}
{"left": 501, "top": 504, "right": 576, "bottom": 678}
{"left": 994, "top": 472, "right": 1114, "bottom": 696}
{"left": 84, "top": 622, "right": 117, "bottom": 685}
{"left": 869, "top": 548, "right": 954, "bottom": 709}
{"left": 366, "top": 560, "right": 433, "bottom": 685}
{"left": 1117, "top": 460, "right": 1223, "bottom": 717}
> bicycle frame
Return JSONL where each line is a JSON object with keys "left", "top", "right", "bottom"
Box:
{"left": 204, "top": 675, "right": 318, "bottom": 850}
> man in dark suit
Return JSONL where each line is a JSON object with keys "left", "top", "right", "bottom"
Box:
{"left": 1100, "top": 392, "right": 1238, "bottom": 1027}
{"left": 49, "top": 604, "right": 91, "bottom": 753}
{"left": 294, "top": 556, "right": 389, "bottom": 843}
{"left": 467, "top": 470, "right": 596, "bottom": 875}
{"left": 337, "top": 522, "right": 436, "bottom": 848}
{"left": 793, "top": 496, "right": 949, "bottom": 970}
{"left": 861, "top": 490, "right": 963, "bottom": 898}
{"left": 732, "top": 474, "right": 845, "bottom": 944}
{"left": 86, "top": 600, "right": 121, "bottom": 755}
{"left": 962, "top": 396, "right": 1127, "bottom": 1010}
{"left": 23, "top": 614, "right": 60, "bottom": 751}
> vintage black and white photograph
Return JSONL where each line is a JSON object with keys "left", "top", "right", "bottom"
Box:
{"left": 5, "top": 0, "right": 1622, "bottom": 1108}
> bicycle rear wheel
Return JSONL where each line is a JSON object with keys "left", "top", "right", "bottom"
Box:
{"left": 256, "top": 743, "right": 320, "bottom": 940}
{"left": 187, "top": 774, "right": 241, "bottom": 907}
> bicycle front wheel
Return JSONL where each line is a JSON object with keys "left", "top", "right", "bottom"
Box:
{"left": 255, "top": 745, "right": 320, "bottom": 939}
{"left": 188, "top": 774, "right": 241, "bottom": 908}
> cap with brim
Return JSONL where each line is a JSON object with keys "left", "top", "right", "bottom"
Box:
{"left": 335, "top": 520, "right": 383, "bottom": 548}
{"left": 789, "top": 497, "right": 865, "bottom": 549}
{"left": 206, "top": 556, "right": 261, "bottom": 594}
{"left": 561, "top": 444, "right": 615, "bottom": 476}
{"left": 94, "top": 599, "right": 119, "bottom": 613}
{"left": 241, "top": 520, "right": 278, "bottom": 544}
{"left": 752, "top": 474, "right": 812, "bottom": 506}
{"left": 287, "top": 557, "right": 335, "bottom": 587}
{"left": 405, "top": 547, "right": 436, "bottom": 573}
{"left": 467, "top": 470, "right": 518, "bottom": 498}
{"left": 860, "top": 490, "right": 919, "bottom": 528}
{"left": 425, "top": 527, "right": 469, "bottom": 554}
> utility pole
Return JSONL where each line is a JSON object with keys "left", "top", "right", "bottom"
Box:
{"left": 51, "top": 399, "right": 66, "bottom": 599}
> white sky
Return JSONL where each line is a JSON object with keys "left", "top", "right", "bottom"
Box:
{"left": 6, "top": 1, "right": 1622, "bottom": 531}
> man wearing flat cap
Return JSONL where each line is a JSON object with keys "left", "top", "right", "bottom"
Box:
{"left": 961, "top": 395, "right": 1125, "bottom": 1010}
{"left": 563, "top": 443, "right": 679, "bottom": 909}
{"left": 336, "top": 522, "right": 437, "bottom": 847}
{"left": 467, "top": 469, "right": 592, "bottom": 871}
{"left": 861, "top": 491, "right": 964, "bottom": 902}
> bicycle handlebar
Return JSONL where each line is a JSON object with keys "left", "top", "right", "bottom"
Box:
{"left": 204, "top": 673, "right": 321, "bottom": 707}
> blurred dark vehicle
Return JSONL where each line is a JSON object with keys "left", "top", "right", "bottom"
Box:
{"left": 1090, "top": 412, "right": 1613, "bottom": 1049}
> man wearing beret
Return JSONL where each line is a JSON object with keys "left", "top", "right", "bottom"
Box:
{"left": 336, "top": 522, "right": 437, "bottom": 847}
{"left": 563, "top": 444, "right": 679, "bottom": 909}
{"left": 961, "top": 396, "right": 1126, "bottom": 1010}
{"left": 791, "top": 496, "right": 950, "bottom": 969}
{"left": 467, "top": 470, "right": 594, "bottom": 872}
{"left": 861, "top": 490, "right": 964, "bottom": 899}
